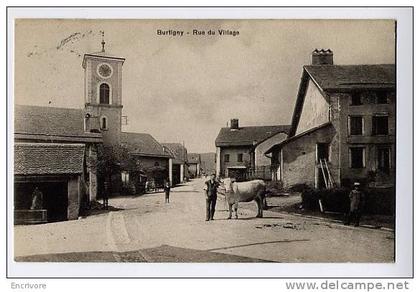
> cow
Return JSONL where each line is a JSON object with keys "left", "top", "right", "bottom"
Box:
{"left": 221, "top": 178, "right": 267, "bottom": 219}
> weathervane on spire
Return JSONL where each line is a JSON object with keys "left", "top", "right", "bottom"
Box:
{"left": 101, "top": 31, "right": 105, "bottom": 52}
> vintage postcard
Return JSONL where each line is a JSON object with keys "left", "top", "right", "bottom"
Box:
{"left": 7, "top": 7, "right": 413, "bottom": 278}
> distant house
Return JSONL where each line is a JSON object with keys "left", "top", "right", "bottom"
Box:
{"left": 265, "top": 49, "right": 395, "bottom": 189}
{"left": 215, "top": 119, "right": 290, "bottom": 181}
{"left": 162, "top": 143, "right": 188, "bottom": 185}
{"left": 199, "top": 152, "right": 216, "bottom": 176}
{"left": 187, "top": 153, "right": 201, "bottom": 178}
{"left": 14, "top": 105, "right": 102, "bottom": 223}
{"left": 121, "top": 132, "right": 173, "bottom": 191}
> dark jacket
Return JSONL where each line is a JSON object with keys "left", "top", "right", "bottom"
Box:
{"left": 164, "top": 182, "right": 170, "bottom": 193}
{"left": 205, "top": 180, "right": 219, "bottom": 198}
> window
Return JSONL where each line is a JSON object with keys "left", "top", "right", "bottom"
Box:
{"left": 100, "top": 116, "right": 108, "bottom": 130}
{"left": 349, "top": 147, "right": 365, "bottom": 168}
{"left": 372, "top": 115, "right": 388, "bottom": 135}
{"left": 224, "top": 154, "right": 230, "bottom": 163}
{"left": 377, "top": 147, "right": 391, "bottom": 174}
{"left": 99, "top": 83, "right": 110, "bottom": 104}
{"left": 348, "top": 116, "right": 364, "bottom": 135}
{"left": 316, "top": 143, "right": 329, "bottom": 162}
{"left": 237, "top": 153, "right": 243, "bottom": 162}
{"left": 351, "top": 93, "right": 362, "bottom": 105}
{"left": 376, "top": 92, "right": 388, "bottom": 104}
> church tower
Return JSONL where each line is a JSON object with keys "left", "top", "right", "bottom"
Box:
{"left": 82, "top": 32, "right": 125, "bottom": 148}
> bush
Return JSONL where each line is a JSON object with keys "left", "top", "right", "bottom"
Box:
{"left": 288, "top": 183, "right": 312, "bottom": 193}
{"left": 301, "top": 186, "right": 395, "bottom": 215}
{"left": 266, "top": 181, "right": 284, "bottom": 194}
{"left": 364, "top": 187, "right": 395, "bottom": 215}
{"left": 301, "top": 187, "right": 320, "bottom": 210}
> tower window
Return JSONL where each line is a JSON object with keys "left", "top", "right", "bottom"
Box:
{"left": 99, "top": 83, "right": 110, "bottom": 104}
{"left": 100, "top": 116, "right": 108, "bottom": 130}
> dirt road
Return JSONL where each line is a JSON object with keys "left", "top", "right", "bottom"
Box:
{"left": 14, "top": 178, "right": 394, "bottom": 263}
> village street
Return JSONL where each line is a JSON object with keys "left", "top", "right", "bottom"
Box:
{"left": 14, "top": 178, "right": 394, "bottom": 263}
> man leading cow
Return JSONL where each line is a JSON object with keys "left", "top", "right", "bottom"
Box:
{"left": 203, "top": 173, "right": 220, "bottom": 221}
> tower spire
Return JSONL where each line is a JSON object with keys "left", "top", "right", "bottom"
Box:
{"left": 101, "top": 31, "right": 105, "bottom": 52}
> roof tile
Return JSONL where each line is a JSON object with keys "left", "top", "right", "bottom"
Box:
{"left": 15, "top": 105, "right": 102, "bottom": 142}
{"left": 215, "top": 125, "right": 291, "bottom": 147}
{"left": 15, "top": 143, "right": 85, "bottom": 175}
{"left": 304, "top": 64, "right": 395, "bottom": 91}
{"left": 121, "top": 132, "right": 171, "bottom": 158}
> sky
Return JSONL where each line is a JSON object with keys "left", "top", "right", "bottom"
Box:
{"left": 14, "top": 19, "right": 395, "bottom": 153}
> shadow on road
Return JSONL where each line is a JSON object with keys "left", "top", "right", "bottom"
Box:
{"left": 206, "top": 239, "right": 310, "bottom": 252}
{"left": 15, "top": 244, "right": 272, "bottom": 263}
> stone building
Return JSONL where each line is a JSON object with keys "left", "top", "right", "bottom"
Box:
{"left": 82, "top": 42, "right": 177, "bottom": 192}
{"left": 265, "top": 49, "right": 395, "bottom": 189}
{"left": 121, "top": 132, "right": 174, "bottom": 190}
{"left": 215, "top": 119, "right": 290, "bottom": 181}
{"left": 14, "top": 105, "right": 102, "bottom": 223}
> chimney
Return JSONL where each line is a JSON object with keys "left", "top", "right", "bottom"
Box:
{"left": 311, "top": 49, "right": 333, "bottom": 65}
{"left": 230, "top": 118, "right": 239, "bottom": 130}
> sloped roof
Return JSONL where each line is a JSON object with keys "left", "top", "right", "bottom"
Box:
{"left": 162, "top": 143, "right": 188, "bottom": 164}
{"left": 15, "top": 143, "right": 85, "bottom": 175}
{"left": 121, "top": 132, "right": 172, "bottom": 158}
{"left": 14, "top": 104, "right": 102, "bottom": 143}
{"left": 304, "top": 64, "right": 395, "bottom": 92}
{"left": 187, "top": 153, "right": 201, "bottom": 164}
{"left": 265, "top": 122, "right": 333, "bottom": 155}
{"left": 215, "top": 125, "right": 291, "bottom": 147}
{"left": 289, "top": 64, "right": 395, "bottom": 137}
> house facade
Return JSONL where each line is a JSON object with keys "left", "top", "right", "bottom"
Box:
{"left": 215, "top": 119, "right": 290, "bottom": 181}
{"left": 265, "top": 49, "right": 395, "bottom": 189}
{"left": 187, "top": 153, "right": 201, "bottom": 178}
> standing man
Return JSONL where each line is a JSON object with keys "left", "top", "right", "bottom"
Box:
{"left": 164, "top": 178, "right": 171, "bottom": 203}
{"left": 203, "top": 173, "right": 220, "bottom": 221}
{"left": 345, "top": 182, "right": 365, "bottom": 227}
{"left": 103, "top": 181, "right": 109, "bottom": 210}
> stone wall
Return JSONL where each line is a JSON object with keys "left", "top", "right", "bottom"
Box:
{"left": 254, "top": 132, "right": 288, "bottom": 167}
{"left": 282, "top": 125, "right": 337, "bottom": 188}
{"left": 337, "top": 91, "right": 396, "bottom": 185}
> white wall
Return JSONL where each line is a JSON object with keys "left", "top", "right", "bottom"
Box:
{"left": 296, "top": 79, "right": 330, "bottom": 135}
{"left": 255, "top": 132, "right": 288, "bottom": 167}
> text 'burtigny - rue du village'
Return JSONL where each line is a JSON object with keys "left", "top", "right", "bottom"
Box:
{"left": 156, "top": 29, "right": 240, "bottom": 37}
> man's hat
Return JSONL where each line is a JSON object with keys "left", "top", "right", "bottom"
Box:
{"left": 354, "top": 182, "right": 360, "bottom": 186}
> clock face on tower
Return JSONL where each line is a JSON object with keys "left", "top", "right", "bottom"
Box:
{"left": 97, "top": 63, "right": 113, "bottom": 78}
